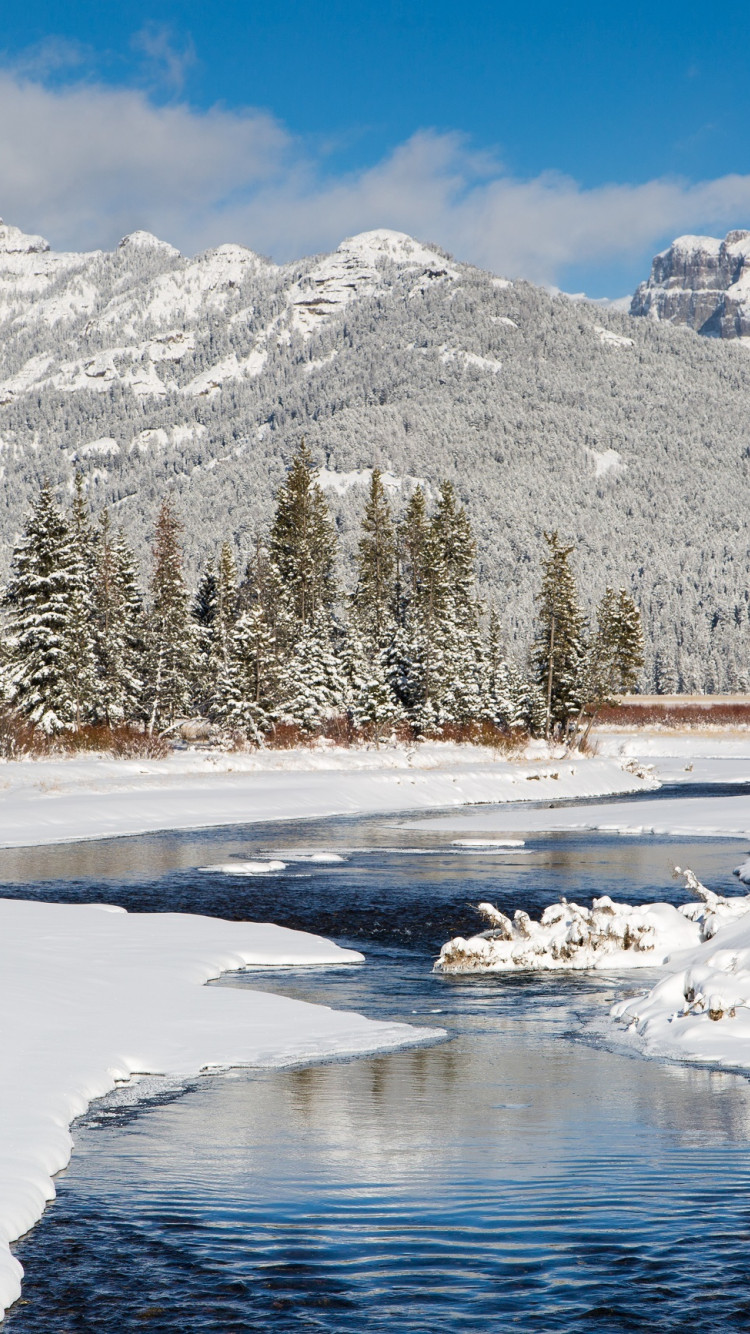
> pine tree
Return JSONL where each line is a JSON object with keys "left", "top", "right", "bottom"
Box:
{"left": 143, "top": 498, "right": 195, "bottom": 733}
{"left": 193, "top": 543, "right": 238, "bottom": 713}
{"left": 342, "top": 626, "right": 402, "bottom": 740}
{"left": 396, "top": 487, "right": 431, "bottom": 627}
{"left": 2, "top": 483, "right": 97, "bottom": 731}
{"left": 431, "top": 480, "right": 476, "bottom": 622}
{"left": 214, "top": 604, "right": 277, "bottom": 741}
{"left": 268, "top": 441, "right": 337, "bottom": 646}
{"left": 275, "top": 612, "right": 346, "bottom": 734}
{"left": 352, "top": 469, "right": 397, "bottom": 646}
{"left": 429, "top": 482, "right": 483, "bottom": 727}
{"left": 574, "top": 587, "right": 646, "bottom": 745}
{"left": 533, "top": 532, "right": 586, "bottom": 737}
{"left": 611, "top": 589, "right": 645, "bottom": 693}
{"left": 93, "top": 510, "right": 143, "bottom": 724}
{"left": 63, "top": 476, "right": 101, "bottom": 726}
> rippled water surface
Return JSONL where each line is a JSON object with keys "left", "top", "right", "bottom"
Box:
{"left": 5, "top": 796, "right": 750, "bottom": 1332}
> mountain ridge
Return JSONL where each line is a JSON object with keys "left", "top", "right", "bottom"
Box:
{"left": 1, "top": 218, "right": 749, "bottom": 692}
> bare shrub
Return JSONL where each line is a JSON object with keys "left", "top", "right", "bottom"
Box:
{"left": 51, "top": 725, "right": 169, "bottom": 758}
{"left": 0, "top": 708, "right": 51, "bottom": 758}
{"left": 598, "top": 701, "right": 750, "bottom": 728}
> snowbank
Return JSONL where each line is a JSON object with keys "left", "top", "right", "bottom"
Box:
{"left": 415, "top": 792, "right": 750, "bottom": 840}
{"left": 735, "top": 857, "right": 750, "bottom": 885}
{"left": 0, "top": 747, "right": 654, "bottom": 849}
{"left": 612, "top": 874, "right": 750, "bottom": 1067}
{"left": 435, "top": 870, "right": 750, "bottom": 974}
{"left": 594, "top": 727, "right": 750, "bottom": 787}
{"left": 0, "top": 899, "right": 436, "bottom": 1320}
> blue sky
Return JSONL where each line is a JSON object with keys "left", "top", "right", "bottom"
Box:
{"left": 2, "top": 1, "right": 749, "bottom": 294}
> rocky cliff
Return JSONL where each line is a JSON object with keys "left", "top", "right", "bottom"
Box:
{"left": 631, "top": 230, "right": 750, "bottom": 338}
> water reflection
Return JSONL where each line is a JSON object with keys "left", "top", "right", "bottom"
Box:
{"left": 5, "top": 806, "right": 750, "bottom": 1331}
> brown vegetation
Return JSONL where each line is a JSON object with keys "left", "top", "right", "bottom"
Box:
{"left": 598, "top": 700, "right": 750, "bottom": 728}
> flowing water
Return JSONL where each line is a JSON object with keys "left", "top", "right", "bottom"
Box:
{"left": 5, "top": 791, "right": 750, "bottom": 1332}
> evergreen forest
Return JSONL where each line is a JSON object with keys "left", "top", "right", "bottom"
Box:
{"left": 0, "top": 449, "right": 643, "bottom": 749}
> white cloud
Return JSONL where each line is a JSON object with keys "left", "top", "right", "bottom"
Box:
{"left": 1, "top": 66, "right": 750, "bottom": 284}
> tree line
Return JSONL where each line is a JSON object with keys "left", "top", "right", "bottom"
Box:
{"left": 0, "top": 444, "right": 644, "bottom": 745}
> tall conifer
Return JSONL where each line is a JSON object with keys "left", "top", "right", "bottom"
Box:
{"left": 93, "top": 510, "right": 143, "bottom": 724}
{"left": 268, "top": 441, "right": 337, "bottom": 644}
{"left": 2, "top": 483, "right": 96, "bottom": 731}
{"left": 533, "top": 532, "right": 586, "bottom": 736}
{"left": 352, "top": 469, "right": 397, "bottom": 645}
{"left": 143, "top": 498, "right": 194, "bottom": 732}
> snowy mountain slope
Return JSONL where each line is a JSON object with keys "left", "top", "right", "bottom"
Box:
{"left": 1, "top": 218, "right": 750, "bottom": 691}
{"left": 631, "top": 230, "right": 750, "bottom": 339}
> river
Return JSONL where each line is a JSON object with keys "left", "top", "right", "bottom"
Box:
{"left": 5, "top": 789, "right": 750, "bottom": 1331}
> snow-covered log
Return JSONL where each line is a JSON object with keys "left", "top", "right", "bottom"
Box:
{"left": 435, "top": 869, "right": 750, "bottom": 973}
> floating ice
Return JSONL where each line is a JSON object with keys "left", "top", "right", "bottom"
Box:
{"left": 199, "top": 860, "right": 287, "bottom": 875}
{"left": 451, "top": 839, "right": 526, "bottom": 848}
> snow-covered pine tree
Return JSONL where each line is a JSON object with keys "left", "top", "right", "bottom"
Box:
{"left": 533, "top": 532, "right": 586, "bottom": 737}
{"left": 429, "top": 481, "right": 484, "bottom": 727}
{"left": 192, "top": 543, "right": 239, "bottom": 713}
{"left": 352, "top": 468, "right": 397, "bottom": 646}
{"left": 275, "top": 611, "right": 346, "bottom": 735}
{"left": 62, "top": 476, "right": 101, "bottom": 727}
{"left": 143, "top": 498, "right": 195, "bottom": 733}
{"left": 342, "top": 626, "right": 402, "bottom": 741}
{"left": 2, "top": 483, "right": 97, "bottom": 731}
{"left": 92, "top": 509, "right": 143, "bottom": 725}
{"left": 611, "top": 589, "right": 645, "bottom": 693}
{"left": 214, "top": 604, "right": 277, "bottom": 741}
{"left": 396, "top": 487, "right": 430, "bottom": 624}
{"left": 392, "top": 488, "right": 438, "bottom": 727}
{"left": 268, "top": 440, "right": 338, "bottom": 647}
{"left": 481, "top": 608, "right": 524, "bottom": 729}
{"left": 574, "top": 586, "right": 646, "bottom": 744}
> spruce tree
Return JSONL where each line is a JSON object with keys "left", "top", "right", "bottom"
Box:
{"left": 193, "top": 543, "right": 238, "bottom": 713}
{"left": 396, "top": 487, "right": 430, "bottom": 627}
{"left": 143, "top": 498, "right": 195, "bottom": 733}
{"left": 533, "top": 532, "right": 586, "bottom": 737}
{"left": 2, "top": 483, "right": 97, "bottom": 731}
{"left": 352, "top": 469, "right": 397, "bottom": 646}
{"left": 574, "top": 586, "right": 645, "bottom": 744}
{"left": 275, "top": 612, "right": 346, "bottom": 734}
{"left": 430, "top": 482, "right": 483, "bottom": 727}
{"left": 342, "top": 627, "right": 402, "bottom": 741}
{"left": 268, "top": 441, "right": 337, "bottom": 645}
{"left": 63, "top": 477, "right": 101, "bottom": 726}
{"left": 214, "top": 604, "right": 277, "bottom": 741}
{"left": 93, "top": 510, "right": 143, "bottom": 725}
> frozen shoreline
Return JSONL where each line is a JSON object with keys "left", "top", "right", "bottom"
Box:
{"left": 0, "top": 900, "right": 439, "bottom": 1321}
{"left": 0, "top": 742, "right": 656, "bottom": 849}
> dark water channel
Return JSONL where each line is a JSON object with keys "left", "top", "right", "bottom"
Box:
{"left": 5, "top": 798, "right": 750, "bottom": 1332}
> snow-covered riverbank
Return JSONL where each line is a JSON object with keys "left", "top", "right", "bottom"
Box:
{"left": 0, "top": 743, "right": 655, "bottom": 848}
{"left": 0, "top": 900, "right": 438, "bottom": 1321}
{"left": 2, "top": 726, "right": 748, "bottom": 1320}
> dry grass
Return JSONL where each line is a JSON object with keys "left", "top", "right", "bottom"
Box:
{"left": 598, "top": 701, "right": 750, "bottom": 728}
{"left": 0, "top": 714, "right": 170, "bottom": 759}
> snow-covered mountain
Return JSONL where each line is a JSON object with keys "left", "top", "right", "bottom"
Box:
{"left": 631, "top": 230, "right": 750, "bottom": 339}
{"left": 2, "top": 217, "right": 750, "bottom": 692}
